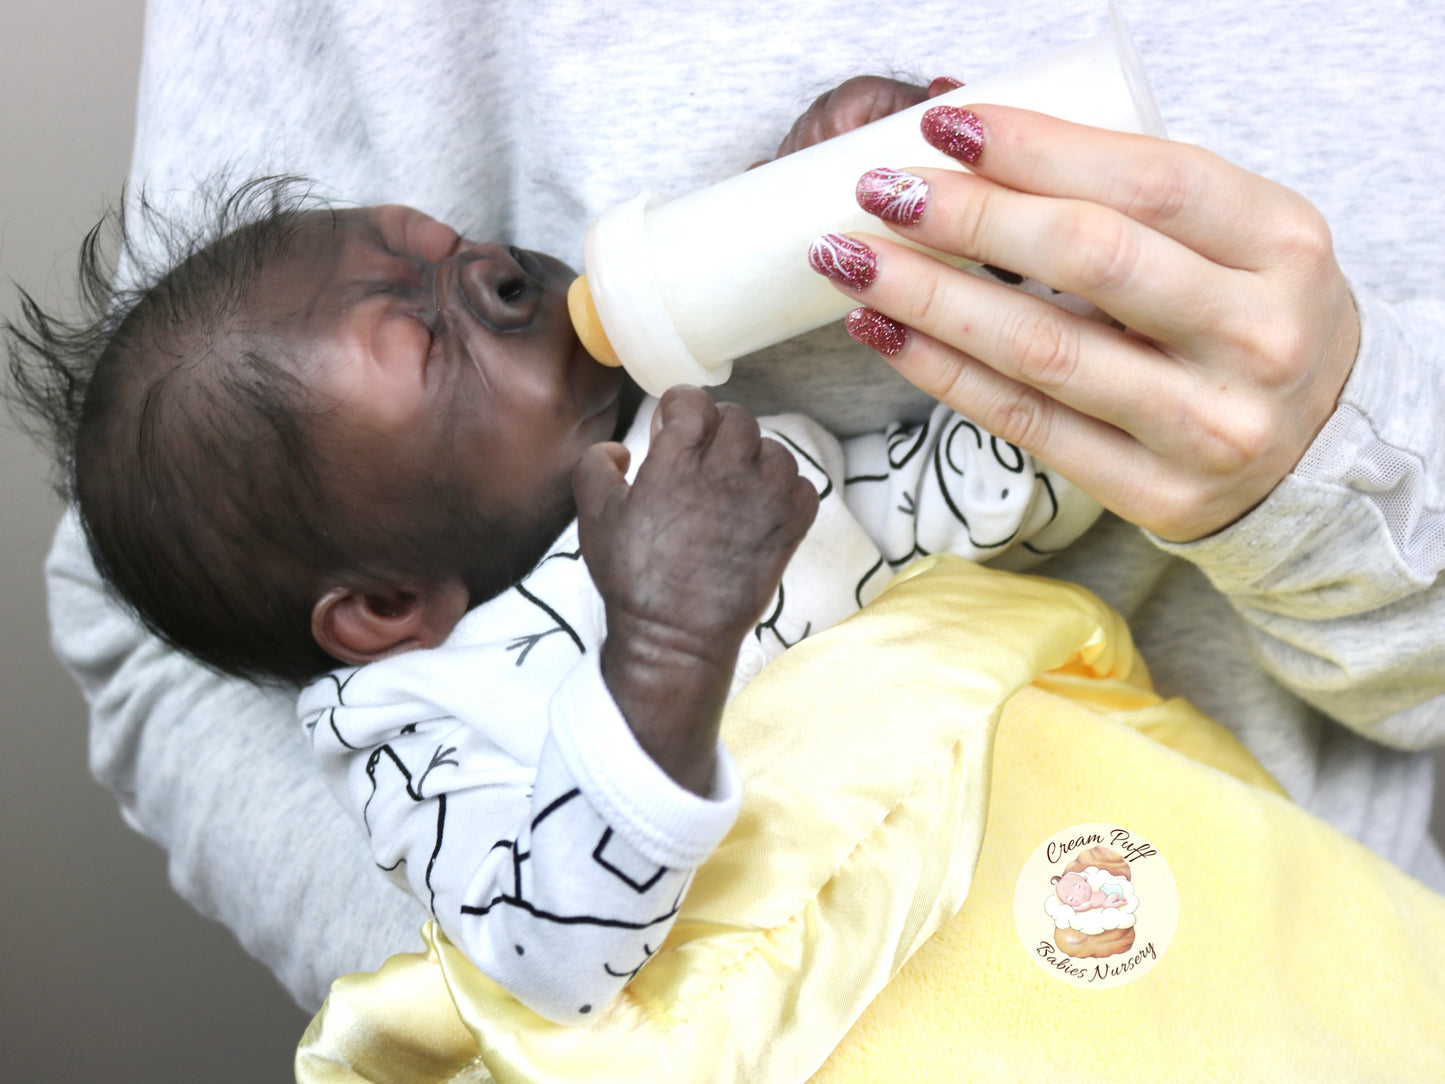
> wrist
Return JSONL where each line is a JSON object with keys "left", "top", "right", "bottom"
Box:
{"left": 600, "top": 617, "right": 741, "bottom": 796}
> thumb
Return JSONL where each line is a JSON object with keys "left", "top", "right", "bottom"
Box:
{"left": 572, "top": 441, "right": 631, "bottom": 521}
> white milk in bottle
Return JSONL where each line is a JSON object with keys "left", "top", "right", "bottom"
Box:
{"left": 568, "top": 5, "right": 1165, "bottom": 395}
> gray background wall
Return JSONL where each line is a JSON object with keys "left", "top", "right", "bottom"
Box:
{"left": 1, "top": 4, "right": 1443, "bottom": 1083}
{"left": 0, "top": 3, "right": 309, "bottom": 1081}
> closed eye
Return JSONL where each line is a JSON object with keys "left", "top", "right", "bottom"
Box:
{"left": 416, "top": 318, "right": 441, "bottom": 375}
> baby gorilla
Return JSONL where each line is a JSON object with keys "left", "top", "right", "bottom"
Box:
{"left": 9, "top": 90, "right": 1094, "bottom": 1019}
{"left": 8, "top": 76, "right": 949, "bottom": 696}
{"left": 35, "top": 185, "right": 818, "bottom": 796}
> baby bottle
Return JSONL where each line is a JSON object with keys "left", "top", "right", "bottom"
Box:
{"left": 568, "top": 6, "right": 1166, "bottom": 396}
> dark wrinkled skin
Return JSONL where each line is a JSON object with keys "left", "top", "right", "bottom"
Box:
{"left": 757, "top": 75, "right": 958, "bottom": 166}
{"left": 576, "top": 388, "right": 818, "bottom": 795}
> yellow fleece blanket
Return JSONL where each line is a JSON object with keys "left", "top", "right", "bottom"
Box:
{"left": 296, "top": 556, "right": 1445, "bottom": 1083}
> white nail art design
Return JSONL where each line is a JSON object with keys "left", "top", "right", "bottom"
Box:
{"left": 807, "top": 232, "right": 877, "bottom": 289}
{"left": 856, "top": 168, "right": 928, "bottom": 227}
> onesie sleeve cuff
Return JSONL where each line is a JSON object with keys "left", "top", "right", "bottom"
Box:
{"left": 547, "top": 656, "right": 742, "bottom": 870}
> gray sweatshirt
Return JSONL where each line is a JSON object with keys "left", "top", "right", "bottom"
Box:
{"left": 46, "top": 0, "right": 1445, "bottom": 1010}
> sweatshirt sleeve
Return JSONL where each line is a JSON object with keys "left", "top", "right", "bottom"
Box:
{"left": 1151, "top": 286, "right": 1445, "bottom": 750}
{"left": 300, "top": 647, "right": 741, "bottom": 1025}
{"left": 44, "top": 512, "right": 427, "bottom": 1011}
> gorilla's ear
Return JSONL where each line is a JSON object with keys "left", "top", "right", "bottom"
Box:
{"left": 311, "top": 579, "right": 469, "bottom": 664}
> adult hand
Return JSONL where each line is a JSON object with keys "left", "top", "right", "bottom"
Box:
{"left": 811, "top": 105, "right": 1360, "bottom": 542}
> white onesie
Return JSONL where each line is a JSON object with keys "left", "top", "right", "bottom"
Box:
{"left": 298, "top": 398, "right": 1100, "bottom": 1022}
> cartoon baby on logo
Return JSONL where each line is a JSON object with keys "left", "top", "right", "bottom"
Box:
{"left": 1043, "top": 844, "right": 1139, "bottom": 959}
{"left": 1014, "top": 824, "right": 1178, "bottom": 988}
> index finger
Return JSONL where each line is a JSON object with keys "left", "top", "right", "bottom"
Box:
{"left": 930, "top": 104, "right": 1314, "bottom": 271}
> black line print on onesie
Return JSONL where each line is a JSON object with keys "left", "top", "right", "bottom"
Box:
{"left": 305, "top": 669, "right": 362, "bottom": 743}
{"left": 459, "top": 793, "right": 683, "bottom": 924}
{"left": 597, "top": 882, "right": 688, "bottom": 1000}
{"left": 507, "top": 548, "right": 586, "bottom": 662}
{"left": 507, "top": 581, "right": 584, "bottom": 665}
{"left": 534, "top": 547, "right": 585, "bottom": 570}
{"left": 465, "top": 789, "right": 688, "bottom": 1019}
{"left": 934, "top": 419, "right": 1021, "bottom": 550}
{"left": 883, "top": 489, "right": 937, "bottom": 572}
{"left": 977, "top": 433, "right": 1067, "bottom": 554}
{"left": 321, "top": 707, "right": 359, "bottom": 750}
{"left": 989, "top": 434, "right": 1027, "bottom": 476}
{"left": 865, "top": 486, "right": 937, "bottom": 577}
{"left": 855, "top": 556, "right": 890, "bottom": 608}
{"left": 361, "top": 743, "right": 459, "bottom": 825}
{"left": 362, "top": 743, "right": 453, "bottom": 914}
{"left": 592, "top": 829, "right": 667, "bottom": 893}
{"left": 754, "top": 580, "right": 812, "bottom": 649}
{"left": 1020, "top": 472, "right": 1063, "bottom": 555}
{"left": 886, "top": 541, "right": 932, "bottom": 571}
{"left": 762, "top": 427, "right": 833, "bottom": 500}
{"left": 487, "top": 790, "right": 582, "bottom": 920}
{"left": 604, "top": 940, "right": 657, "bottom": 981}
{"left": 888, "top": 418, "right": 930, "bottom": 469}
{"left": 328, "top": 668, "right": 361, "bottom": 702}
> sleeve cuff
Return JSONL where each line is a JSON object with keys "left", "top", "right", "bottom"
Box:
{"left": 546, "top": 655, "right": 742, "bottom": 870}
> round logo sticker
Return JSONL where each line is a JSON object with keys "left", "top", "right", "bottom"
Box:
{"left": 1013, "top": 823, "right": 1178, "bottom": 989}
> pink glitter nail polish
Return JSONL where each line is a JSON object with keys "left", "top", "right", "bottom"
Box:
{"left": 808, "top": 233, "right": 877, "bottom": 290}
{"left": 927, "top": 76, "right": 965, "bottom": 96}
{"left": 856, "top": 168, "right": 929, "bottom": 227}
{"left": 845, "top": 307, "right": 907, "bottom": 357}
{"left": 921, "top": 106, "right": 985, "bottom": 165}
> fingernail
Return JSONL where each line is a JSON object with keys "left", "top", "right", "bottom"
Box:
{"left": 921, "top": 105, "right": 984, "bottom": 165}
{"left": 808, "top": 233, "right": 877, "bottom": 290}
{"left": 856, "top": 167, "right": 929, "bottom": 227}
{"left": 845, "top": 307, "right": 907, "bottom": 356}
{"left": 927, "top": 76, "right": 965, "bottom": 95}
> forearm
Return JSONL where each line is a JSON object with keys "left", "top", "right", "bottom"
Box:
{"left": 577, "top": 389, "right": 819, "bottom": 795}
